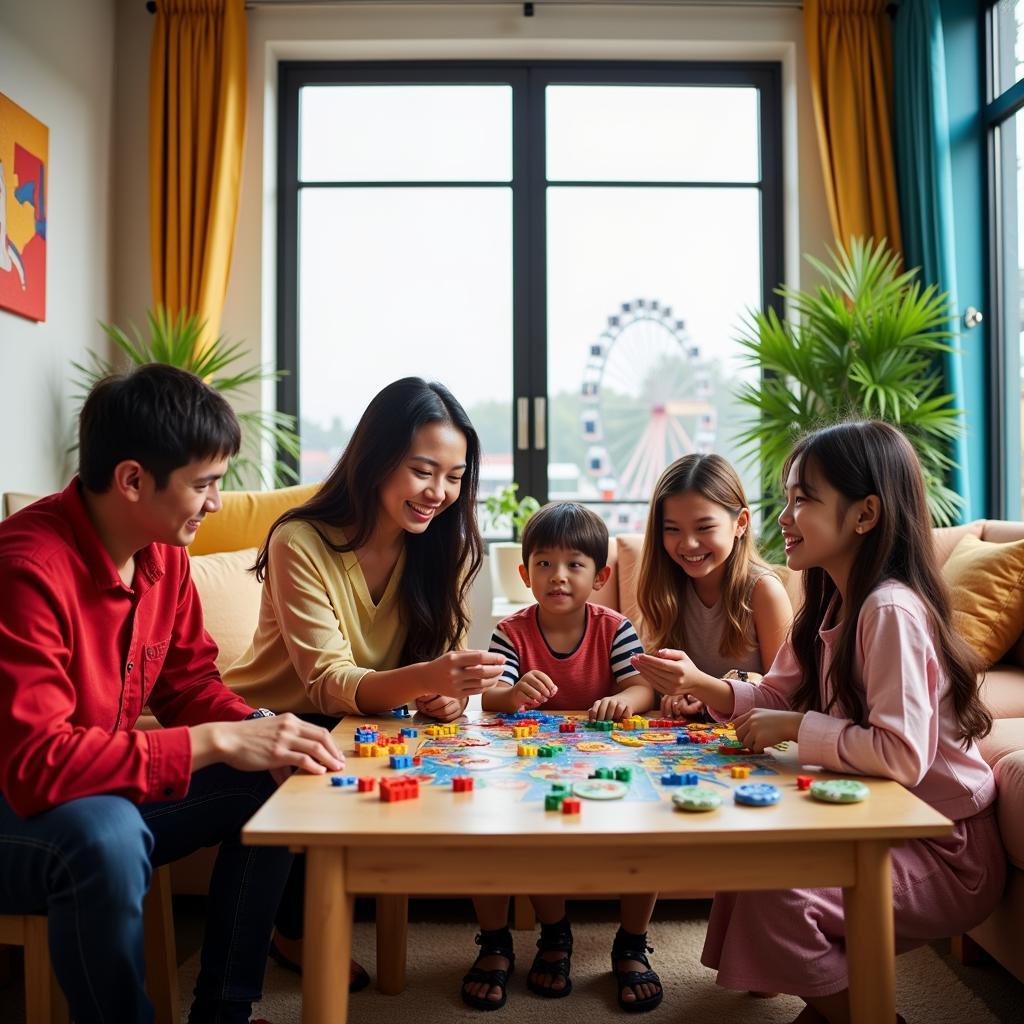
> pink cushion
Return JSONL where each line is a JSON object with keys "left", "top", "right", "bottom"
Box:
{"left": 980, "top": 519, "right": 1024, "bottom": 545}
{"left": 977, "top": 717, "right": 1024, "bottom": 769}
{"left": 189, "top": 547, "right": 263, "bottom": 673}
{"left": 933, "top": 521, "right": 984, "bottom": 565}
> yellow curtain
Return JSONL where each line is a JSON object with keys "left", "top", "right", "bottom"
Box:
{"left": 804, "top": 0, "right": 903, "bottom": 254}
{"left": 149, "top": 0, "right": 246, "bottom": 349}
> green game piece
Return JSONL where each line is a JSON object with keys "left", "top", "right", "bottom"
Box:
{"left": 549, "top": 783, "right": 570, "bottom": 797}
{"left": 598, "top": 720, "right": 614, "bottom": 731}
{"left": 810, "top": 779, "right": 869, "bottom": 804}
{"left": 614, "top": 766, "right": 633, "bottom": 782}
{"left": 545, "top": 794, "right": 565, "bottom": 811}
{"left": 591, "top": 766, "right": 614, "bottom": 780}
{"left": 672, "top": 787, "right": 723, "bottom": 812}
{"left": 538, "top": 746, "right": 555, "bottom": 758}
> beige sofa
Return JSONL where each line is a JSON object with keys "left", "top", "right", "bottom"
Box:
{"left": 3, "top": 490, "right": 1021, "bottom": 982}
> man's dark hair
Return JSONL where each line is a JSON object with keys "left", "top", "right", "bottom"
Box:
{"left": 520, "top": 501, "right": 609, "bottom": 571}
{"left": 78, "top": 364, "right": 241, "bottom": 491}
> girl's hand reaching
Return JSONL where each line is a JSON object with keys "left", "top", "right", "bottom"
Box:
{"left": 732, "top": 708, "right": 804, "bottom": 752}
{"left": 630, "top": 648, "right": 698, "bottom": 697}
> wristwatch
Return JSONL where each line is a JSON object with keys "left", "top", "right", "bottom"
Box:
{"left": 245, "top": 708, "right": 276, "bottom": 720}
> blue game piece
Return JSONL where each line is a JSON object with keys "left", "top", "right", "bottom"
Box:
{"left": 330, "top": 775, "right": 357, "bottom": 787}
{"left": 389, "top": 754, "right": 412, "bottom": 769}
{"left": 391, "top": 705, "right": 411, "bottom": 718}
{"left": 354, "top": 727, "right": 378, "bottom": 744}
{"left": 682, "top": 772, "right": 700, "bottom": 786}
{"left": 734, "top": 783, "right": 781, "bottom": 806}
{"left": 400, "top": 727, "right": 418, "bottom": 738}
{"left": 675, "top": 734, "right": 692, "bottom": 744}
{"left": 661, "top": 772, "right": 685, "bottom": 786}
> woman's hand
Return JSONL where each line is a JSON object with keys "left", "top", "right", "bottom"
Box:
{"left": 414, "top": 693, "right": 467, "bottom": 722}
{"left": 421, "top": 650, "right": 506, "bottom": 699}
{"left": 630, "top": 649, "right": 698, "bottom": 697}
{"left": 660, "top": 692, "right": 704, "bottom": 718}
{"left": 732, "top": 708, "right": 804, "bottom": 752}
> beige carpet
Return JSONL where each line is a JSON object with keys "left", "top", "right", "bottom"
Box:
{"left": 178, "top": 902, "right": 1023, "bottom": 1024}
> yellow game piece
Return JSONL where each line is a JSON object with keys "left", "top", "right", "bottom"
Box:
{"left": 517, "top": 743, "right": 539, "bottom": 756}
{"left": 388, "top": 743, "right": 407, "bottom": 755}
{"left": 731, "top": 765, "right": 751, "bottom": 779}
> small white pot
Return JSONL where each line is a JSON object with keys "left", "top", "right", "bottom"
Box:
{"left": 488, "top": 541, "right": 533, "bottom": 603}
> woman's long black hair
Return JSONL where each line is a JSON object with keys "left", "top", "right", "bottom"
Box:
{"left": 253, "top": 377, "right": 483, "bottom": 665}
{"left": 786, "top": 420, "right": 990, "bottom": 745}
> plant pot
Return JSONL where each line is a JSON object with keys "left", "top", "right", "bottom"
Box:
{"left": 489, "top": 541, "right": 533, "bottom": 604}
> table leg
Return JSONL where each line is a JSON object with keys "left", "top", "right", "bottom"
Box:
{"left": 375, "top": 894, "right": 408, "bottom": 994}
{"left": 304, "top": 848, "right": 353, "bottom": 1024}
{"left": 843, "top": 841, "right": 895, "bottom": 1024}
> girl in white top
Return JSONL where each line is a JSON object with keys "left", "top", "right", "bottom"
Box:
{"left": 635, "top": 453, "right": 793, "bottom": 717}
{"left": 635, "top": 421, "right": 1005, "bottom": 1024}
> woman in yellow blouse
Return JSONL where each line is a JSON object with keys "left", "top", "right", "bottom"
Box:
{"left": 225, "top": 377, "right": 504, "bottom": 987}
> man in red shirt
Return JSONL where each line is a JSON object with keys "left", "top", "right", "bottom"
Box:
{"left": 0, "top": 365, "right": 343, "bottom": 1024}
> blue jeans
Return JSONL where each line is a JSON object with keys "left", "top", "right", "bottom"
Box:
{"left": 0, "top": 764, "right": 292, "bottom": 1024}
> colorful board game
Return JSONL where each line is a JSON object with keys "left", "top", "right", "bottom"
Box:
{"left": 345, "top": 711, "right": 784, "bottom": 805}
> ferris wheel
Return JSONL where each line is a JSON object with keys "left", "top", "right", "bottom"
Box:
{"left": 581, "top": 299, "right": 716, "bottom": 501}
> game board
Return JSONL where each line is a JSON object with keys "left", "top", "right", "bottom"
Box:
{"left": 358, "top": 711, "right": 784, "bottom": 805}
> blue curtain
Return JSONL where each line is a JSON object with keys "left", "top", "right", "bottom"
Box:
{"left": 893, "top": 0, "right": 971, "bottom": 520}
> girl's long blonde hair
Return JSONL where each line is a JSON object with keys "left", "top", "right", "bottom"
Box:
{"left": 637, "top": 454, "right": 768, "bottom": 657}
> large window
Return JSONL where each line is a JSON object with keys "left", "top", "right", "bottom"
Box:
{"left": 278, "top": 62, "right": 782, "bottom": 533}
{"left": 988, "top": 2, "right": 1024, "bottom": 514}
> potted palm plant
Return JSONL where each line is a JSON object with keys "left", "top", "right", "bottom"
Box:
{"left": 483, "top": 483, "right": 540, "bottom": 603}
{"left": 734, "top": 237, "right": 964, "bottom": 562}
{"left": 71, "top": 307, "right": 300, "bottom": 490}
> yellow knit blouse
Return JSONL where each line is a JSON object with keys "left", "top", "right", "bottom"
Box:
{"left": 223, "top": 520, "right": 407, "bottom": 715}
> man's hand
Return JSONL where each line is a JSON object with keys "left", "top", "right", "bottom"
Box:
{"left": 414, "top": 693, "right": 467, "bottom": 722}
{"left": 420, "top": 651, "right": 506, "bottom": 699}
{"left": 732, "top": 708, "right": 804, "bottom": 752}
{"left": 190, "top": 714, "right": 344, "bottom": 775}
{"left": 510, "top": 670, "right": 557, "bottom": 710}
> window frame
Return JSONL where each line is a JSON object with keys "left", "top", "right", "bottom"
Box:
{"left": 277, "top": 59, "right": 784, "bottom": 509}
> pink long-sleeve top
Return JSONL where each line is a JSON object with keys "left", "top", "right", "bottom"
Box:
{"left": 718, "top": 580, "right": 995, "bottom": 821}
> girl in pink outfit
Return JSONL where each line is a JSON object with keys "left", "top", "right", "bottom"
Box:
{"left": 633, "top": 421, "right": 1006, "bottom": 1024}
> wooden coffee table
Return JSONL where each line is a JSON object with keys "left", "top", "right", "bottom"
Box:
{"left": 243, "top": 713, "right": 952, "bottom": 1023}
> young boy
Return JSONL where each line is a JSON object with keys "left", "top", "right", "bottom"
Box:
{"left": 462, "top": 502, "right": 663, "bottom": 1014}
{"left": 483, "top": 501, "right": 649, "bottom": 719}
{"left": 0, "top": 364, "right": 343, "bottom": 1024}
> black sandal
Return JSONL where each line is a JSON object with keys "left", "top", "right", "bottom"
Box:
{"left": 526, "top": 916, "right": 573, "bottom": 999}
{"left": 611, "top": 926, "right": 663, "bottom": 1013}
{"left": 461, "top": 926, "right": 515, "bottom": 1011}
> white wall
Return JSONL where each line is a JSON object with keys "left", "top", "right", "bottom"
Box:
{"left": 0, "top": 0, "right": 117, "bottom": 497}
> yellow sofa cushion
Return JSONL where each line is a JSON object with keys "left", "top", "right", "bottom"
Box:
{"left": 189, "top": 547, "right": 263, "bottom": 672}
{"left": 942, "top": 533, "right": 1024, "bottom": 667}
{"left": 189, "top": 482, "right": 319, "bottom": 556}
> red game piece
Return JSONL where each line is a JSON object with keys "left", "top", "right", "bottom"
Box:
{"left": 559, "top": 721, "right": 576, "bottom": 733}
{"left": 796, "top": 775, "right": 814, "bottom": 791}
{"left": 452, "top": 776, "right": 474, "bottom": 792}
{"left": 379, "top": 776, "right": 420, "bottom": 802}
{"left": 412, "top": 755, "right": 422, "bottom": 766}
{"left": 561, "top": 798, "right": 581, "bottom": 814}
{"left": 357, "top": 777, "right": 375, "bottom": 792}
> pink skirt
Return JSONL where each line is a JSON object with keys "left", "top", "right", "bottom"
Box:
{"left": 700, "top": 808, "right": 1007, "bottom": 998}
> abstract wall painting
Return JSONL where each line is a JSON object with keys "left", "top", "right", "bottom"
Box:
{"left": 0, "top": 92, "right": 48, "bottom": 322}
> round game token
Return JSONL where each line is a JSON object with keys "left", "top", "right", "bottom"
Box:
{"left": 576, "top": 741, "right": 616, "bottom": 752}
{"left": 672, "top": 787, "right": 722, "bottom": 812}
{"left": 810, "top": 779, "right": 869, "bottom": 804}
{"left": 733, "top": 782, "right": 781, "bottom": 806}
{"left": 571, "top": 779, "right": 629, "bottom": 800}
{"left": 638, "top": 731, "right": 677, "bottom": 744}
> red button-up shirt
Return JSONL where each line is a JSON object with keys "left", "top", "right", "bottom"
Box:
{"left": 0, "top": 479, "right": 254, "bottom": 817}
